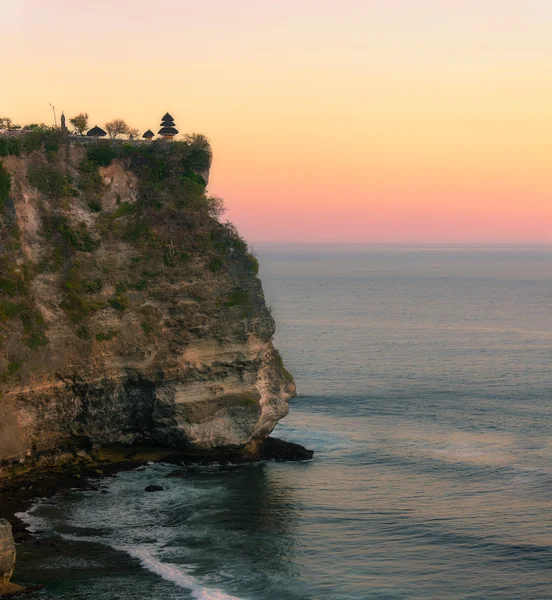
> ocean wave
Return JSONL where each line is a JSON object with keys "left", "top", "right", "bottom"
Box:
{"left": 114, "top": 545, "right": 244, "bottom": 600}
{"left": 17, "top": 495, "right": 244, "bottom": 600}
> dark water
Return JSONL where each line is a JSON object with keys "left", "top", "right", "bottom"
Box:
{"left": 15, "top": 245, "right": 552, "bottom": 599}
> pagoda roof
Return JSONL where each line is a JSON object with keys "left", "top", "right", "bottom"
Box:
{"left": 161, "top": 112, "right": 174, "bottom": 121}
{"left": 87, "top": 125, "right": 107, "bottom": 137}
{"left": 158, "top": 126, "right": 179, "bottom": 135}
{"left": 142, "top": 129, "right": 155, "bottom": 138}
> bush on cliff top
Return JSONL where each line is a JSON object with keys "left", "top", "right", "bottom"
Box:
{"left": 0, "top": 127, "right": 62, "bottom": 157}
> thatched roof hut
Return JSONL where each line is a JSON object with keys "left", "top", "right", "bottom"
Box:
{"left": 87, "top": 125, "right": 107, "bottom": 137}
{"left": 142, "top": 129, "right": 155, "bottom": 139}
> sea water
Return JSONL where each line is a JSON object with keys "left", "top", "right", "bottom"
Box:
{"left": 15, "top": 245, "right": 552, "bottom": 599}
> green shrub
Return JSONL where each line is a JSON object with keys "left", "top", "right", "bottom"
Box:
{"left": 162, "top": 248, "right": 190, "bottom": 267}
{"left": 60, "top": 288, "right": 103, "bottom": 323}
{"left": 0, "top": 162, "right": 11, "bottom": 209}
{"left": 0, "top": 301, "right": 27, "bottom": 322}
{"left": 109, "top": 293, "right": 130, "bottom": 311}
{"left": 85, "top": 143, "right": 117, "bottom": 167}
{"left": 88, "top": 199, "right": 102, "bottom": 212}
{"left": 123, "top": 220, "right": 155, "bottom": 243}
{"left": 83, "top": 278, "right": 103, "bottom": 293}
{"left": 238, "top": 393, "right": 259, "bottom": 407}
{"left": 56, "top": 219, "right": 99, "bottom": 252}
{"left": 7, "top": 359, "right": 23, "bottom": 376}
{"left": 140, "top": 321, "right": 153, "bottom": 335}
{"left": 19, "top": 306, "right": 48, "bottom": 349}
{"left": 132, "top": 279, "right": 147, "bottom": 291}
{"left": 60, "top": 264, "right": 104, "bottom": 323}
{"left": 184, "top": 134, "right": 212, "bottom": 172}
{"left": 76, "top": 325, "right": 91, "bottom": 340}
{"left": 0, "top": 359, "right": 24, "bottom": 383}
{"left": 210, "top": 223, "right": 248, "bottom": 255}
{"left": 209, "top": 257, "right": 224, "bottom": 273}
{"left": 21, "top": 127, "right": 62, "bottom": 155}
{"left": 95, "top": 328, "right": 118, "bottom": 342}
{"left": 28, "top": 163, "right": 74, "bottom": 200}
{"left": 225, "top": 289, "right": 249, "bottom": 307}
{"left": 78, "top": 159, "right": 103, "bottom": 193}
{"left": 0, "top": 276, "right": 27, "bottom": 296}
{"left": 245, "top": 253, "right": 259, "bottom": 275}
{"left": 0, "top": 137, "right": 22, "bottom": 157}
{"left": 44, "top": 138, "right": 59, "bottom": 155}
{"left": 114, "top": 201, "right": 136, "bottom": 217}
{"left": 274, "top": 350, "right": 294, "bottom": 383}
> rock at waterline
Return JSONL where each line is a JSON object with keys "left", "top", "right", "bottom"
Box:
{"left": 259, "top": 437, "right": 314, "bottom": 461}
{"left": 144, "top": 485, "right": 164, "bottom": 492}
{"left": 0, "top": 519, "right": 23, "bottom": 596}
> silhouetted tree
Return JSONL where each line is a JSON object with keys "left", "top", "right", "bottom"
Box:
{"left": 105, "top": 119, "right": 130, "bottom": 139}
{"left": 70, "top": 113, "right": 89, "bottom": 135}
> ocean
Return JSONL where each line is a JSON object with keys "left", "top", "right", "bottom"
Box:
{"left": 15, "top": 245, "right": 552, "bottom": 599}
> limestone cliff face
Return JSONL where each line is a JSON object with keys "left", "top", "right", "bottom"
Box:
{"left": 0, "top": 138, "right": 295, "bottom": 462}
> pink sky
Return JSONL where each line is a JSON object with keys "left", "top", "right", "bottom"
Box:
{"left": 3, "top": 0, "right": 552, "bottom": 243}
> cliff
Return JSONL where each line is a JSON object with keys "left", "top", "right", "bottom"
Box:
{"left": 0, "top": 133, "right": 296, "bottom": 466}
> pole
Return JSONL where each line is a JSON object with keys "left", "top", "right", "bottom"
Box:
{"left": 48, "top": 103, "right": 57, "bottom": 128}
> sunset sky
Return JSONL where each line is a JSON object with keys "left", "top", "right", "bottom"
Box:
{"left": 3, "top": 0, "right": 552, "bottom": 243}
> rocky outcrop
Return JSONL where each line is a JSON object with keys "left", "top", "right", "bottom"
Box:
{"left": 0, "top": 138, "right": 296, "bottom": 466}
{"left": 0, "top": 519, "right": 22, "bottom": 596}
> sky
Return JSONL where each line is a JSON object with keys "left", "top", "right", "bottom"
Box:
{"left": 3, "top": 0, "right": 552, "bottom": 244}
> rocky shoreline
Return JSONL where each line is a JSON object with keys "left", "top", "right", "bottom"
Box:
{"left": 0, "top": 437, "right": 313, "bottom": 596}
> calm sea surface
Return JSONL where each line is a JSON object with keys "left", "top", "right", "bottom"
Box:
{"left": 16, "top": 245, "right": 552, "bottom": 599}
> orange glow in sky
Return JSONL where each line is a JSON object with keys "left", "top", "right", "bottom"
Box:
{"left": 3, "top": 0, "right": 552, "bottom": 243}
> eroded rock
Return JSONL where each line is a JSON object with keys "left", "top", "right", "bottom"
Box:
{"left": 0, "top": 519, "right": 22, "bottom": 596}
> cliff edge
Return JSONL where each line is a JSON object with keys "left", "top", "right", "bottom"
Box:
{"left": 0, "top": 132, "right": 296, "bottom": 466}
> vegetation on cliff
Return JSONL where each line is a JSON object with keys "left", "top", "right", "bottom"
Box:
{"left": 0, "top": 132, "right": 294, "bottom": 459}
{"left": 0, "top": 134, "right": 259, "bottom": 368}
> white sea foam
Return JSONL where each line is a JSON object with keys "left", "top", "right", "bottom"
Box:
{"left": 115, "top": 545, "right": 244, "bottom": 600}
{"left": 15, "top": 504, "right": 50, "bottom": 533}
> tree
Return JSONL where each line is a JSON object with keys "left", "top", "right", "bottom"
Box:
{"left": 184, "top": 133, "right": 212, "bottom": 172}
{"left": 105, "top": 119, "right": 130, "bottom": 139}
{"left": 128, "top": 127, "right": 139, "bottom": 140}
{"left": 0, "top": 117, "right": 12, "bottom": 131}
{"left": 69, "top": 113, "right": 89, "bottom": 135}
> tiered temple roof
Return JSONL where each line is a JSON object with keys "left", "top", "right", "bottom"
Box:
{"left": 158, "top": 113, "right": 178, "bottom": 136}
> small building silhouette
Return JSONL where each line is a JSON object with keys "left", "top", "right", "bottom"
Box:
{"left": 142, "top": 129, "right": 154, "bottom": 140}
{"left": 87, "top": 125, "right": 107, "bottom": 138}
{"left": 158, "top": 113, "right": 178, "bottom": 140}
